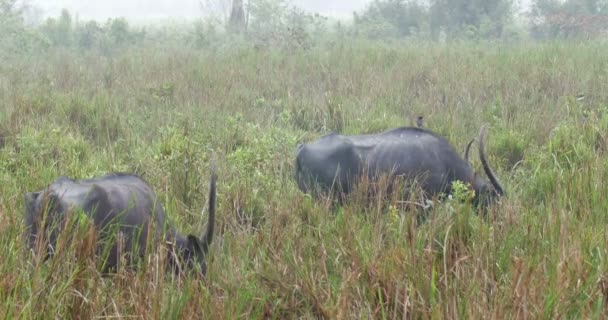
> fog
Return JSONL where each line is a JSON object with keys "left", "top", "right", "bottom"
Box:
{"left": 31, "top": 0, "right": 373, "bottom": 23}
{"left": 30, "top": 0, "right": 533, "bottom": 24}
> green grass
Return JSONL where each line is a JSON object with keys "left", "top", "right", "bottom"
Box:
{"left": 1, "top": 39, "right": 608, "bottom": 318}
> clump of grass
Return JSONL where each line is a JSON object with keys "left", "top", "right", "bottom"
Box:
{"left": 492, "top": 128, "right": 529, "bottom": 170}
{"left": 58, "top": 94, "right": 127, "bottom": 146}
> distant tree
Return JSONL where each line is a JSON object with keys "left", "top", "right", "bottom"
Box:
{"left": 0, "top": 0, "right": 46, "bottom": 58}
{"left": 283, "top": 7, "right": 327, "bottom": 49}
{"left": 42, "top": 9, "right": 73, "bottom": 46}
{"left": 1, "top": 0, "right": 24, "bottom": 34}
{"left": 228, "top": 0, "right": 247, "bottom": 33}
{"left": 36, "top": 9, "right": 146, "bottom": 52}
{"left": 1, "top": 0, "right": 22, "bottom": 17}
{"left": 77, "top": 20, "right": 102, "bottom": 48}
{"left": 246, "top": 0, "right": 327, "bottom": 49}
{"left": 429, "top": 0, "right": 514, "bottom": 39}
{"left": 529, "top": 0, "right": 608, "bottom": 38}
{"left": 190, "top": 19, "right": 218, "bottom": 48}
{"left": 353, "top": 0, "right": 429, "bottom": 39}
{"left": 108, "top": 18, "right": 131, "bottom": 45}
{"left": 248, "top": 0, "right": 288, "bottom": 39}
{"left": 0, "top": 0, "right": 25, "bottom": 54}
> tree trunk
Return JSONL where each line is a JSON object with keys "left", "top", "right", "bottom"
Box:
{"left": 228, "top": 0, "right": 246, "bottom": 33}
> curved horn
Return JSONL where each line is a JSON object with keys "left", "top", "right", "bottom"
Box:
{"left": 200, "top": 161, "right": 217, "bottom": 254}
{"left": 464, "top": 138, "right": 475, "bottom": 163}
{"left": 478, "top": 126, "right": 504, "bottom": 196}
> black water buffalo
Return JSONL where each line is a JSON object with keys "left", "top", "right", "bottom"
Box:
{"left": 295, "top": 126, "right": 504, "bottom": 207}
{"left": 23, "top": 165, "right": 217, "bottom": 276}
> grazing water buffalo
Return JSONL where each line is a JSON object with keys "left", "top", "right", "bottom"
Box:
{"left": 295, "top": 126, "right": 504, "bottom": 207}
{"left": 23, "top": 165, "right": 217, "bottom": 276}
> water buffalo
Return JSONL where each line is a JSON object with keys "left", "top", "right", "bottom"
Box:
{"left": 23, "top": 165, "right": 217, "bottom": 277}
{"left": 295, "top": 126, "right": 504, "bottom": 207}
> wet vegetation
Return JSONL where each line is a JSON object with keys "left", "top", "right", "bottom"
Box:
{"left": 2, "top": 0, "right": 608, "bottom": 318}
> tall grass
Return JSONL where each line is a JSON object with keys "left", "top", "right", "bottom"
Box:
{"left": 1, "top": 39, "right": 608, "bottom": 318}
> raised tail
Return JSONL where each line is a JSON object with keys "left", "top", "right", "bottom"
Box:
{"left": 200, "top": 161, "right": 217, "bottom": 254}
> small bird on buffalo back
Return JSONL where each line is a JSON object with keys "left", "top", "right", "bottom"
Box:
{"left": 416, "top": 116, "right": 424, "bottom": 128}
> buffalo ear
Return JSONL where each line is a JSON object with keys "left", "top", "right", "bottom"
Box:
{"left": 187, "top": 234, "right": 203, "bottom": 256}
{"left": 24, "top": 192, "right": 40, "bottom": 211}
{"left": 40, "top": 191, "right": 61, "bottom": 212}
{"left": 25, "top": 191, "right": 40, "bottom": 203}
{"left": 83, "top": 184, "right": 110, "bottom": 217}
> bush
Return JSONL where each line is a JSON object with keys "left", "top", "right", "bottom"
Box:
{"left": 246, "top": 0, "right": 328, "bottom": 50}
{"left": 492, "top": 129, "right": 529, "bottom": 170}
{"left": 529, "top": 0, "right": 608, "bottom": 39}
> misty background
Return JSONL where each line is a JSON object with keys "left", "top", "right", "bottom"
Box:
{"left": 1, "top": 0, "right": 607, "bottom": 61}
{"left": 30, "top": 0, "right": 534, "bottom": 23}
{"left": 32, "top": 0, "right": 376, "bottom": 22}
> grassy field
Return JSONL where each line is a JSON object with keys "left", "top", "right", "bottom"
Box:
{"left": 1, "top": 39, "right": 608, "bottom": 319}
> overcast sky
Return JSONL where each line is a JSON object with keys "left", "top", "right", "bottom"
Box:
{"left": 30, "top": 0, "right": 532, "bottom": 24}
